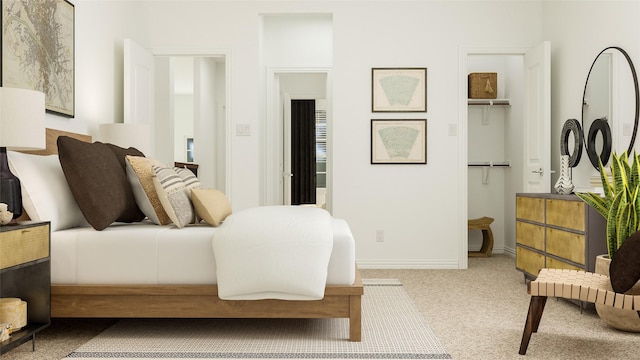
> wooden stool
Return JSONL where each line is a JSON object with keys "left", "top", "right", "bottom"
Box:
{"left": 468, "top": 216, "right": 494, "bottom": 257}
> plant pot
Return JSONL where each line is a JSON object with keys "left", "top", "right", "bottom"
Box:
{"left": 594, "top": 254, "right": 640, "bottom": 332}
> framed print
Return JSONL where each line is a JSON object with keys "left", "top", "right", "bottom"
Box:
{"left": 371, "top": 119, "right": 427, "bottom": 164}
{"left": 2, "top": 0, "right": 75, "bottom": 117}
{"left": 372, "top": 68, "right": 427, "bottom": 112}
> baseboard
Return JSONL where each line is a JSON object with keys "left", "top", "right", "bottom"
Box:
{"left": 357, "top": 259, "right": 460, "bottom": 269}
{"left": 357, "top": 249, "right": 516, "bottom": 269}
{"left": 502, "top": 246, "right": 516, "bottom": 257}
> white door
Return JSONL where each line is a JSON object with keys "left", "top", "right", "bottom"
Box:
{"left": 123, "top": 38, "right": 155, "bottom": 153}
{"left": 523, "top": 41, "right": 552, "bottom": 192}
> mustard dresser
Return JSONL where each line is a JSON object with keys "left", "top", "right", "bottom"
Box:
{"left": 515, "top": 193, "right": 607, "bottom": 280}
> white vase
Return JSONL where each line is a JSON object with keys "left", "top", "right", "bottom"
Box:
{"left": 554, "top": 155, "right": 574, "bottom": 195}
{"left": 594, "top": 255, "right": 640, "bottom": 332}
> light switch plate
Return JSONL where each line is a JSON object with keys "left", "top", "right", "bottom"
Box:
{"left": 236, "top": 124, "right": 251, "bottom": 136}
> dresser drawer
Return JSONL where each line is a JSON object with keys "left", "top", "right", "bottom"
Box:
{"left": 0, "top": 223, "right": 50, "bottom": 270}
{"left": 516, "top": 196, "right": 545, "bottom": 223}
{"left": 546, "top": 227, "right": 585, "bottom": 265}
{"left": 546, "top": 256, "right": 582, "bottom": 271}
{"left": 516, "top": 221, "right": 544, "bottom": 250}
{"left": 516, "top": 246, "right": 545, "bottom": 277}
{"left": 546, "top": 199, "right": 585, "bottom": 231}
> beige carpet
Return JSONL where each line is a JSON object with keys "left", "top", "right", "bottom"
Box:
{"left": 2, "top": 255, "right": 640, "bottom": 359}
{"left": 363, "top": 255, "right": 640, "bottom": 360}
{"left": 63, "top": 280, "right": 450, "bottom": 359}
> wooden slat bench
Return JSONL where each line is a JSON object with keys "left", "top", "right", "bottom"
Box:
{"left": 519, "top": 268, "right": 640, "bottom": 355}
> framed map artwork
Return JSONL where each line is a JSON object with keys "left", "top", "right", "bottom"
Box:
{"left": 371, "top": 119, "right": 427, "bottom": 164}
{"left": 372, "top": 68, "right": 427, "bottom": 112}
{"left": 2, "top": 0, "right": 75, "bottom": 117}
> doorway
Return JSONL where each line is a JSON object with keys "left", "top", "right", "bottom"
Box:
{"left": 123, "top": 39, "right": 231, "bottom": 196}
{"left": 153, "top": 55, "right": 228, "bottom": 192}
{"left": 460, "top": 43, "right": 551, "bottom": 268}
{"left": 290, "top": 99, "right": 317, "bottom": 205}
{"left": 264, "top": 70, "right": 331, "bottom": 209}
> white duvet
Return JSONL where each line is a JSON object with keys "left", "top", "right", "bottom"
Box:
{"left": 212, "top": 206, "right": 334, "bottom": 300}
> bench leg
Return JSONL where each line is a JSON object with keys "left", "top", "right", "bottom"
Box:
{"left": 519, "top": 296, "right": 547, "bottom": 355}
{"left": 478, "top": 228, "right": 494, "bottom": 257}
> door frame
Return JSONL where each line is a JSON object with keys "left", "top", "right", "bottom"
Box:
{"left": 459, "top": 45, "right": 541, "bottom": 269}
{"left": 263, "top": 67, "right": 332, "bottom": 210}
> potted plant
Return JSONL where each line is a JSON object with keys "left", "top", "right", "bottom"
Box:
{"left": 575, "top": 151, "right": 640, "bottom": 259}
{"left": 575, "top": 151, "right": 640, "bottom": 331}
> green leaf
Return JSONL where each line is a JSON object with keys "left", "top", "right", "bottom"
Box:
{"left": 574, "top": 192, "right": 607, "bottom": 219}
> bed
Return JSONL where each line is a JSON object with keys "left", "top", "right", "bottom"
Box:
{"left": 10, "top": 128, "right": 363, "bottom": 342}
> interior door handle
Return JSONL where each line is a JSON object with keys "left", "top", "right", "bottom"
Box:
{"left": 531, "top": 168, "right": 544, "bottom": 176}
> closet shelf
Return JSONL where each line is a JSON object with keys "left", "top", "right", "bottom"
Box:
{"left": 468, "top": 99, "right": 510, "bottom": 106}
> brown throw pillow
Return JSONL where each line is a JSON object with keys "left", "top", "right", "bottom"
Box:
{"left": 609, "top": 231, "right": 640, "bottom": 293}
{"left": 104, "top": 142, "right": 144, "bottom": 170}
{"left": 57, "top": 136, "right": 145, "bottom": 230}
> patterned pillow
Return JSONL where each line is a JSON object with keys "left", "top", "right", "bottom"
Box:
{"left": 609, "top": 231, "right": 640, "bottom": 293}
{"left": 152, "top": 165, "right": 194, "bottom": 228}
{"left": 191, "top": 188, "right": 232, "bottom": 226}
{"left": 57, "top": 136, "right": 145, "bottom": 230}
{"left": 125, "top": 156, "right": 171, "bottom": 225}
{"left": 174, "top": 167, "right": 201, "bottom": 199}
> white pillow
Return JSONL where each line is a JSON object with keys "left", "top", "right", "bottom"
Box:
{"left": 7, "top": 151, "right": 87, "bottom": 231}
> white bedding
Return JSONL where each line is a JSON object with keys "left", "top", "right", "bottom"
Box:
{"left": 51, "top": 217, "right": 356, "bottom": 287}
{"left": 212, "top": 206, "right": 334, "bottom": 300}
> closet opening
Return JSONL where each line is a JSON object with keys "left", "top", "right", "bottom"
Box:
{"left": 467, "top": 54, "right": 524, "bottom": 257}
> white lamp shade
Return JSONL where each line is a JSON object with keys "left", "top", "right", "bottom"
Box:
{"left": 98, "top": 123, "right": 151, "bottom": 155}
{"left": 0, "top": 87, "right": 46, "bottom": 150}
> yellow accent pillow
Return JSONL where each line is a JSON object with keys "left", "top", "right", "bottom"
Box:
{"left": 125, "top": 155, "right": 172, "bottom": 225}
{"left": 191, "top": 188, "right": 232, "bottom": 226}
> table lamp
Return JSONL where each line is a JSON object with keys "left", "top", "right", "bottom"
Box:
{"left": 98, "top": 123, "right": 151, "bottom": 156}
{"left": 0, "top": 87, "right": 46, "bottom": 221}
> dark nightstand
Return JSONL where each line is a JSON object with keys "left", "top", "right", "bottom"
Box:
{"left": 0, "top": 221, "right": 51, "bottom": 354}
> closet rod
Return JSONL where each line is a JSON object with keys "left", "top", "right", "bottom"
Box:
{"left": 468, "top": 161, "right": 511, "bottom": 167}
{"left": 467, "top": 99, "right": 510, "bottom": 106}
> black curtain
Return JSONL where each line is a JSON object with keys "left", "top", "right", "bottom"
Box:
{"left": 291, "top": 100, "right": 316, "bottom": 205}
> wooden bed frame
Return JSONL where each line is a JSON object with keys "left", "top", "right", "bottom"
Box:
{"left": 31, "top": 128, "right": 364, "bottom": 341}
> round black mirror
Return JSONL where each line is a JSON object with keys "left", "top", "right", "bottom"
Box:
{"left": 581, "top": 46, "right": 639, "bottom": 168}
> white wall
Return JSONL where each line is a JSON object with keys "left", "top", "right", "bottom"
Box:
{"left": 542, "top": 1, "right": 640, "bottom": 190}
{"left": 173, "top": 94, "right": 194, "bottom": 162}
{"left": 330, "top": 1, "right": 540, "bottom": 267}
{"left": 55, "top": 1, "right": 637, "bottom": 269}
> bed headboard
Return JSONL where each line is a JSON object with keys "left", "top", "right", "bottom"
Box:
{"left": 21, "top": 128, "right": 92, "bottom": 155}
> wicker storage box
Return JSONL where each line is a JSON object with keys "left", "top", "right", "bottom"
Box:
{"left": 0, "top": 298, "right": 27, "bottom": 333}
{"left": 468, "top": 72, "right": 497, "bottom": 99}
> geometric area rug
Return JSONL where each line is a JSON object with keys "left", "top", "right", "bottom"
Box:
{"left": 64, "top": 279, "right": 451, "bottom": 359}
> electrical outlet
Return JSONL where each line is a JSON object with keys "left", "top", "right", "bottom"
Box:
{"left": 376, "top": 230, "right": 384, "bottom": 242}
